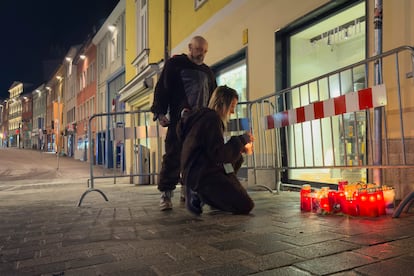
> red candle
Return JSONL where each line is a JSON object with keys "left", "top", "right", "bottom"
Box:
{"left": 376, "top": 189, "right": 386, "bottom": 216}
{"left": 300, "top": 184, "right": 312, "bottom": 212}
{"left": 320, "top": 197, "right": 331, "bottom": 213}
{"left": 337, "top": 192, "right": 347, "bottom": 214}
{"left": 338, "top": 180, "right": 348, "bottom": 191}
{"left": 328, "top": 191, "right": 336, "bottom": 211}
{"left": 346, "top": 195, "right": 359, "bottom": 216}
{"left": 358, "top": 190, "right": 379, "bottom": 217}
{"left": 311, "top": 192, "right": 320, "bottom": 213}
{"left": 358, "top": 192, "right": 369, "bottom": 216}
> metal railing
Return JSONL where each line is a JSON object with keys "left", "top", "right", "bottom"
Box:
{"left": 78, "top": 46, "right": 414, "bottom": 217}
{"left": 78, "top": 109, "right": 166, "bottom": 206}
{"left": 244, "top": 45, "right": 414, "bottom": 217}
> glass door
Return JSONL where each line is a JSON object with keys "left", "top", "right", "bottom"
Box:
{"left": 286, "top": 1, "right": 367, "bottom": 184}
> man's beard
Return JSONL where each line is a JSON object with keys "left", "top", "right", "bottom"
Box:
{"left": 191, "top": 54, "right": 204, "bottom": 65}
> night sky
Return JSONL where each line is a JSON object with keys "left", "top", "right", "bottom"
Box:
{"left": 0, "top": 0, "right": 119, "bottom": 100}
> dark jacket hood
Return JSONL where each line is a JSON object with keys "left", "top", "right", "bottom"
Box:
{"left": 177, "top": 107, "right": 219, "bottom": 143}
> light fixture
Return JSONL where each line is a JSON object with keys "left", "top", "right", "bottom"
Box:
{"left": 80, "top": 54, "right": 86, "bottom": 60}
{"left": 56, "top": 76, "right": 63, "bottom": 81}
{"left": 108, "top": 25, "right": 116, "bottom": 32}
{"left": 46, "top": 86, "right": 52, "bottom": 91}
{"left": 65, "top": 57, "right": 72, "bottom": 62}
{"left": 35, "top": 89, "right": 41, "bottom": 93}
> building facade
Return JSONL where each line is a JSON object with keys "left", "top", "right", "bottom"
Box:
{"left": 92, "top": 0, "right": 126, "bottom": 168}
{"left": 75, "top": 38, "right": 97, "bottom": 162}
{"left": 20, "top": 92, "right": 32, "bottom": 149}
{"left": 63, "top": 45, "right": 81, "bottom": 157}
{"left": 1, "top": 0, "right": 413, "bottom": 201}
{"left": 115, "top": 0, "right": 414, "bottom": 198}
{"left": 0, "top": 100, "right": 8, "bottom": 147}
{"left": 7, "top": 82, "right": 24, "bottom": 148}
{"left": 32, "top": 84, "right": 47, "bottom": 150}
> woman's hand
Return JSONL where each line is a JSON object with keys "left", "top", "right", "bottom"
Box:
{"left": 243, "top": 142, "right": 253, "bottom": 155}
{"left": 240, "top": 132, "right": 254, "bottom": 145}
{"left": 241, "top": 132, "right": 254, "bottom": 155}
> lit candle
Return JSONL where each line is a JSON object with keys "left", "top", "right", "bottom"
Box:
{"left": 338, "top": 180, "right": 348, "bottom": 191}
{"left": 337, "top": 191, "right": 347, "bottom": 214}
{"left": 358, "top": 189, "right": 379, "bottom": 217}
{"left": 320, "top": 197, "right": 330, "bottom": 213}
{"left": 376, "top": 188, "right": 386, "bottom": 216}
{"left": 320, "top": 187, "right": 331, "bottom": 213}
{"left": 300, "top": 184, "right": 312, "bottom": 212}
{"left": 346, "top": 197, "right": 359, "bottom": 216}
{"left": 244, "top": 142, "right": 253, "bottom": 155}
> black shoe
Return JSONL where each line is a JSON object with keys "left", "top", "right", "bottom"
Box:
{"left": 186, "top": 187, "right": 203, "bottom": 215}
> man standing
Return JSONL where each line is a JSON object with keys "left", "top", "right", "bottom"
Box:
{"left": 151, "top": 35, "right": 217, "bottom": 211}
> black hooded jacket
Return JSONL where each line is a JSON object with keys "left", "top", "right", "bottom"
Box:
{"left": 151, "top": 54, "right": 217, "bottom": 124}
{"left": 177, "top": 107, "right": 247, "bottom": 191}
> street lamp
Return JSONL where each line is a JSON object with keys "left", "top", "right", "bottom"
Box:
{"left": 56, "top": 76, "right": 63, "bottom": 170}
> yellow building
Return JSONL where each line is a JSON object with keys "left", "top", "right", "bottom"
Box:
{"left": 8, "top": 82, "right": 24, "bottom": 148}
{"left": 119, "top": 0, "right": 414, "bottom": 201}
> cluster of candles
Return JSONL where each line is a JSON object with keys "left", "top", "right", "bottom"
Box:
{"left": 300, "top": 181, "right": 395, "bottom": 217}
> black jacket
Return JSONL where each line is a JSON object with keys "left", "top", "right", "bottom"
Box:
{"left": 177, "top": 108, "right": 247, "bottom": 191}
{"left": 151, "top": 54, "right": 217, "bottom": 124}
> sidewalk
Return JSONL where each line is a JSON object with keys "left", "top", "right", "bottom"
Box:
{"left": 0, "top": 148, "right": 414, "bottom": 275}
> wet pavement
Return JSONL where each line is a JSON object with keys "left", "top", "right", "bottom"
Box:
{"left": 0, "top": 148, "right": 414, "bottom": 276}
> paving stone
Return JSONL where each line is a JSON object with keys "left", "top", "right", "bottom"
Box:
{"left": 388, "top": 236, "right": 414, "bottom": 248}
{"left": 1, "top": 247, "right": 37, "bottom": 262}
{"left": 286, "top": 240, "right": 360, "bottom": 259}
{"left": 281, "top": 231, "right": 346, "bottom": 246}
{"left": 197, "top": 263, "right": 257, "bottom": 276}
{"left": 340, "top": 232, "right": 397, "bottom": 246}
{"left": 294, "top": 251, "right": 375, "bottom": 275}
{"left": 241, "top": 240, "right": 296, "bottom": 255}
{"left": 152, "top": 255, "right": 212, "bottom": 275}
{"left": 355, "top": 255, "right": 414, "bottom": 276}
{"left": 18, "top": 260, "right": 68, "bottom": 275}
{"left": 330, "top": 271, "right": 360, "bottom": 276}
{"left": 1, "top": 150, "right": 414, "bottom": 275}
{"left": 243, "top": 251, "right": 304, "bottom": 271}
{"left": 353, "top": 242, "right": 409, "bottom": 260}
{"left": 250, "top": 266, "right": 312, "bottom": 276}
{"left": 67, "top": 253, "right": 117, "bottom": 270}
{"left": 198, "top": 248, "right": 254, "bottom": 265}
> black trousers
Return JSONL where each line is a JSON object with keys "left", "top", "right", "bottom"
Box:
{"left": 197, "top": 171, "right": 254, "bottom": 215}
{"left": 158, "top": 122, "right": 182, "bottom": 192}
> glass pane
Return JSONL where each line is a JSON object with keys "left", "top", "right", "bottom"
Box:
{"left": 287, "top": 2, "right": 366, "bottom": 184}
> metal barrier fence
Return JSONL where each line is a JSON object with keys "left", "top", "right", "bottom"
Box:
{"left": 245, "top": 45, "right": 414, "bottom": 217}
{"left": 77, "top": 108, "right": 257, "bottom": 206}
{"left": 78, "top": 109, "right": 166, "bottom": 206}
{"left": 79, "top": 46, "right": 414, "bottom": 217}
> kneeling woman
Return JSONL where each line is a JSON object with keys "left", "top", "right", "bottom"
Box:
{"left": 177, "top": 85, "right": 254, "bottom": 215}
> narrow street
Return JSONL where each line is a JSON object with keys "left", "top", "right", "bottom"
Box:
{"left": 0, "top": 148, "right": 91, "bottom": 184}
{"left": 1, "top": 148, "right": 414, "bottom": 276}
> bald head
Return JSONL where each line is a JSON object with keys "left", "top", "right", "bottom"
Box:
{"left": 188, "top": 36, "right": 209, "bottom": 65}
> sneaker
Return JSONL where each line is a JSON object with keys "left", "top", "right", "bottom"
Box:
{"left": 186, "top": 187, "right": 203, "bottom": 215}
{"left": 160, "top": 190, "right": 173, "bottom": 211}
{"left": 180, "top": 185, "right": 186, "bottom": 202}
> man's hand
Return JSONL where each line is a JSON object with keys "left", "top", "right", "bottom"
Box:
{"left": 158, "top": 114, "right": 170, "bottom": 127}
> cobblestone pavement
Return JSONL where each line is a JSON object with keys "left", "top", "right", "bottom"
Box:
{"left": 0, "top": 148, "right": 414, "bottom": 276}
